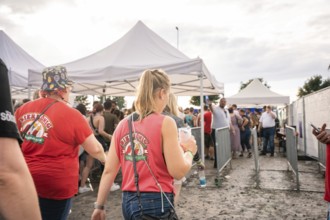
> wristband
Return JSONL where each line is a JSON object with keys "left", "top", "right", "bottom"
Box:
{"left": 94, "top": 202, "right": 105, "bottom": 210}
{"left": 185, "top": 150, "right": 194, "bottom": 159}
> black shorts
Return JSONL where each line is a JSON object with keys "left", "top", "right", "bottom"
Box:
{"left": 95, "top": 135, "right": 109, "bottom": 151}
{"left": 204, "top": 133, "right": 214, "bottom": 148}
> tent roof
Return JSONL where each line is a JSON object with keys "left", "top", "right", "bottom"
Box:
{"left": 0, "top": 30, "right": 44, "bottom": 96}
{"left": 28, "top": 21, "right": 223, "bottom": 96}
{"left": 226, "top": 78, "right": 290, "bottom": 106}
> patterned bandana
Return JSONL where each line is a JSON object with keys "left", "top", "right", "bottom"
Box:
{"left": 41, "top": 66, "right": 73, "bottom": 91}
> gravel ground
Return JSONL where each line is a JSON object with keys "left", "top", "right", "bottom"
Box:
{"left": 68, "top": 151, "right": 326, "bottom": 220}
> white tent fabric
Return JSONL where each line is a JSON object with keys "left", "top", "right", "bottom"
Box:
{"left": 226, "top": 78, "right": 290, "bottom": 106}
{"left": 0, "top": 30, "right": 44, "bottom": 97}
{"left": 28, "top": 21, "right": 223, "bottom": 96}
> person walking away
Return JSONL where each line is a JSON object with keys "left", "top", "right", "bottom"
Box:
{"left": 312, "top": 123, "right": 330, "bottom": 219}
{"left": 15, "top": 66, "right": 107, "bottom": 220}
{"left": 239, "top": 109, "right": 252, "bottom": 157}
{"left": 91, "top": 69, "right": 197, "bottom": 219}
{"left": 198, "top": 105, "right": 214, "bottom": 160}
{"left": 228, "top": 107, "right": 242, "bottom": 158}
{"left": 259, "top": 105, "right": 276, "bottom": 156}
{"left": 103, "top": 100, "right": 119, "bottom": 146}
{"left": 79, "top": 103, "right": 120, "bottom": 193}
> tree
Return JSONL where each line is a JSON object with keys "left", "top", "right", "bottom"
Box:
{"left": 74, "top": 95, "right": 90, "bottom": 106}
{"left": 96, "top": 96, "right": 126, "bottom": 109}
{"left": 111, "top": 96, "right": 126, "bottom": 109}
{"left": 297, "top": 75, "right": 330, "bottom": 98}
{"left": 240, "top": 78, "right": 269, "bottom": 91}
{"left": 189, "top": 95, "right": 220, "bottom": 106}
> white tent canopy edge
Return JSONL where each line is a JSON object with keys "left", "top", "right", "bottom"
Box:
{"left": 28, "top": 21, "right": 224, "bottom": 161}
{"left": 226, "top": 78, "right": 290, "bottom": 106}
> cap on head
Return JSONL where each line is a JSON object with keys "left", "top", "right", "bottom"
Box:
{"left": 41, "top": 66, "right": 73, "bottom": 91}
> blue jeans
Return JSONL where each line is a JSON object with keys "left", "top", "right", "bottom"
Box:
{"left": 262, "top": 127, "right": 275, "bottom": 154}
{"left": 39, "top": 197, "right": 72, "bottom": 220}
{"left": 122, "top": 191, "right": 174, "bottom": 220}
{"left": 240, "top": 129, "right": 251, "bottom": 151}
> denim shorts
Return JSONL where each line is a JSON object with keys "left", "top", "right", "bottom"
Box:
{"left": 122, "top": 191, "right": 174, "bottom": 219}
{"left": 38, "top": 197, "right": 72, "bottom": 220}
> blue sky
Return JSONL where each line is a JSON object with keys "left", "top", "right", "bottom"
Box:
{"left": 1, "top": 0, "right": 329, "bottom": 105}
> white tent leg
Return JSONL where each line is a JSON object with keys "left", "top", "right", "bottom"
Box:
{"left": 199, "top": 73, "right": 205, "bottom": 163}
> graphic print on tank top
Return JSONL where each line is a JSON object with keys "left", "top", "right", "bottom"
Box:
{"left": 120, "top": 131, "right": 150, "bottom": 161}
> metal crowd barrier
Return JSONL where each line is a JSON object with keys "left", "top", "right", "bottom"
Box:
{"left": 215, "top": 126, "right": 232, "bottom": 173}
{"left": 251, "top": 127, "right": 260, "bottom": 173}
{"left": 285, "top": 126, "right": 300, "bottom": 191}
{"left": 191, "top": 127, "right": 202, "bottom": 159}
{"left": 317, "top": 128, "right": 329, "bottom": 173}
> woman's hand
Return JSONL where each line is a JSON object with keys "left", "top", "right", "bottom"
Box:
{"left": 180, "top": 136, "right": 197, "bottom": 155}
{"left": 91, "top": 209, "right": 105, "bottom": 220}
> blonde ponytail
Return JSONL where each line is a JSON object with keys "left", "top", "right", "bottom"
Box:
{"left": 135, "top": 69, "right": 170, "bottom": 119}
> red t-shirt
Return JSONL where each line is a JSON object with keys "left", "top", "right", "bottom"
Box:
{"left": 15, "top": 98, "right": 92, "bottom": 199}
{"left": 204, "top": 111, "right": 212, "bottom": 134}
{"left": 115, "top": 113, "right": 174, "bottom": 193}
{"left": 325, "top": 143, "right": 330, "bottom": 202}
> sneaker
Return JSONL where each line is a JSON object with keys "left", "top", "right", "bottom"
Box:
{"left": 79, "top": 186, "right": 91, "bottom": 194}
{"left": 196, "top": 159, "right": 205, "bottom": 170}
{"left": 248, "top": 152, "right": 252, "bottom": 158}
{"left": 239, "top": 153, "right": 244, "bottom": 157}
{"left": 111, "top": 183, "right": 120, "bottom": 191}
{"left": 259, "top": 151, "right": 266, "bottom": 156}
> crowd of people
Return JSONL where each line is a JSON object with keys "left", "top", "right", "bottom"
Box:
{"left": 1, "top": 58, "right": 330, "bottom": 219}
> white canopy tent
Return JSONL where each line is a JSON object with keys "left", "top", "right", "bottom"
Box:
{"left": 226, "top": 78, "right": 290, "bottom": 106}
{"left": 28, "top": 21, "right": 223, "bottom": 161}
{"left": 0, "top": 30, "right": 44, "bottom": 98}
{"left": 28, "top": 21, "right": 223, "bottom": 96}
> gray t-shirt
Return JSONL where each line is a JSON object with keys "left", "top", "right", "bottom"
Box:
{"left": 211, "top": 105, "right": 230, "bottom": 129}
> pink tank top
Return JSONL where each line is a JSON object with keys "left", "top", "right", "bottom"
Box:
{"left": 115, "top": 113, "right": 174, "bottom": 193}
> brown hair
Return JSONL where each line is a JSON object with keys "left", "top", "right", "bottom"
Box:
{"left": 93, "top": 103, "right": 104, "bottom": 113}
{"left": 134, "top": 69, "right": 170, "bottom": 119}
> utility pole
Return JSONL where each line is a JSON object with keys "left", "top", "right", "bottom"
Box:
{"left": 175, "top": 26, "right": 179, "bottom": 49}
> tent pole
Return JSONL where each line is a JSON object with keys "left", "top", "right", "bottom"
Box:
{"left": 199, "top": 73, "right": 205, "bottom": 163}
{"left": 28, "top": 86, "right": 31, "bottom": 100}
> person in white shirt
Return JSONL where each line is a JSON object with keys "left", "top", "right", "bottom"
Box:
{"left": 258, "top": 105, "right": 276, "bottom": 156}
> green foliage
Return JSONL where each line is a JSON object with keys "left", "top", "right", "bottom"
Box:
{"left": 190, "top": 95, "right": 220, "bottom": 106}
{"left": 101, "top": 96, "right": 126, "bottom": 109}
{"left": 74, "top": 95, "right": 90, "bottom": 106}
{"left": 297, "top": 75, "right": 330, "bottom": 98}
{"left": 240, "top": 78, "right": 269, "bottom": 91}
{"left": 111, "top": 96, "right": 126, "bottom": 109}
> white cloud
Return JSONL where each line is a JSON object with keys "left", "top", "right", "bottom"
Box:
{"left": 1, "top": 0, "right": 330, "bottom": 103}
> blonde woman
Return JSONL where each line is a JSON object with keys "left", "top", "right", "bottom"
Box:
{"left": 164, "top": 93, "right": 205, "bottom": 205}
{"left": 92, "top": 69, "right": 197, "bottom": 219}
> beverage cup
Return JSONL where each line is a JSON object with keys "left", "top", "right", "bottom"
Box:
{"left": 178, "top": 127, "right": 191, "bottom": 143}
